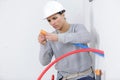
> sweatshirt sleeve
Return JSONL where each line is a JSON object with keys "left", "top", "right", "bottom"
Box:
{"left": 39, "top": 41, "right": 53, "bottom": 66}
{"left": 58, "top": 24, "right": 92, "bottom": 44}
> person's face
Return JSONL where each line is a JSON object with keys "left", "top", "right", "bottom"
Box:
{"left": 47, "top": 13, "right": 65, "bottom": 31}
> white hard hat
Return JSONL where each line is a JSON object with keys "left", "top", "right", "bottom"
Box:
{"left": 43, "top": 1, "right": 65, "bottom": 19}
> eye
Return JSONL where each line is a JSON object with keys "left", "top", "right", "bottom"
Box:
{"left": 52, "top": 16, "right": 57, "bottom": 20}
{"left": 47, "top": 19, "right": 51, "bottom": 22}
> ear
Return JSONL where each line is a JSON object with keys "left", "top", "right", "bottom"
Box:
{"left": 62, "top": 13, "right": 65, "bottom": 17}
{"left": 62, "top": 13, "right": 66, "bottom": 20}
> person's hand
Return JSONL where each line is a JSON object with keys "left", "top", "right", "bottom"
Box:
{"left": 38, "top": 34, "right": 46, "bottom": 45}
{"left": 46, "top": 33, "right": 58, "bottom": 41}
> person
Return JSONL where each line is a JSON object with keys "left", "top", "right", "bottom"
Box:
{"left": 38, "top": 1, "right": 95, "bottom": 80}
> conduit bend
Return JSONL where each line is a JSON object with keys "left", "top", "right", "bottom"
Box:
{"left": 37, "top": 48, "right": 104, "bottom": 80}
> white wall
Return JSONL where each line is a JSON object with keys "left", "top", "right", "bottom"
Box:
{"left": 84, "top": 0, "right": 120, "bottom": 80}
{"left": 0, "top": 0, "right": 47, "bottom": 80}
{"left": 85, "top": 0, "right": 120, "bottom": 80}
{"left": 1, "top": 0, "right": 120, "bottom": 80}
{"left": 92, "top": 0, "right": 120, "bottom": 80}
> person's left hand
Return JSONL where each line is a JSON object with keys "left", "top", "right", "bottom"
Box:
{"left": 46, "top": 33, "right": 58, "bottom": 41}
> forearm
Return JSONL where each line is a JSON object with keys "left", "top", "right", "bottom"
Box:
{"left": 39, "top": 42, "right": 53, "bottom": 66}
{"left": 58, "top": 32, "right": 92, "bottom": 44}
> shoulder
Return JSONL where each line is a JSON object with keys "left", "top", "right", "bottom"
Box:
{"left": 70, "top": 24, "right": 85, "bottom": 29}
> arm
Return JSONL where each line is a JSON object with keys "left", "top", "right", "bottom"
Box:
{"left": 39, "top": 42, "right": 53, "bottom": 66}
{"left": 38, "top": 33, "right": 53, "bottom": 66}
{"left": 58, "top": 24, "right": 92, "bottom": 44}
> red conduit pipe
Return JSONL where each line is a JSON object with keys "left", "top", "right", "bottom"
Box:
{"left": 37, "top": 48, "right": 104, "bottom": 80}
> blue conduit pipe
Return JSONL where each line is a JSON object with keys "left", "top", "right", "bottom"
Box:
{"left": 73, "top": 43, "right": 104, "bottom": 57}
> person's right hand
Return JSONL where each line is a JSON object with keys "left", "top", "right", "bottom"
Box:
{"left": 38, "top": 34, "right": 46, "bottom": 45}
